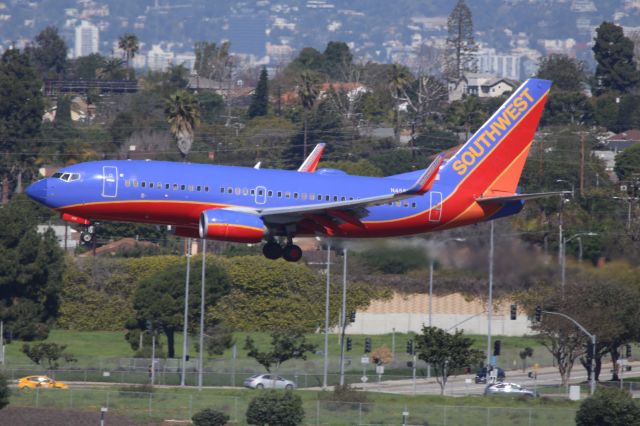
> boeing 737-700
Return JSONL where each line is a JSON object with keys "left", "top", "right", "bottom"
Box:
{"left": 26, "top": 78, "right": 554, "bottom": 262}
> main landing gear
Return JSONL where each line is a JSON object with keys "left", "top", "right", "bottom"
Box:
{"left": 262, "top": 239, "right": 303, "bottom": 262}
{"left": 80, "top": 224, "right": 96, "bottom": 244}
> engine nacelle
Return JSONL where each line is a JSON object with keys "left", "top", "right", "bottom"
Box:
{"left": 199, "top": 209, "right": 266, "bottom": 243}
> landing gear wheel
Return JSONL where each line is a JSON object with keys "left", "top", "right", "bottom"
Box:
{"left": 282, "top": 244, "right": 303, "bottom": 262}
{"left": 263, "top": 241, "right": 283, "bottom": 260}
{"left": 81, "top": 232, "right": 93, "bottom": 243}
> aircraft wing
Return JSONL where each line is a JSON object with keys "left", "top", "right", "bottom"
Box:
{"left": 297, "top": 143, "right": 326, "bottom": 172}
{"left": 227, "top": 155, "right": 444, "bottom": 226}
{"left": 476, "top": 191, "right": 572, "bottom": 205}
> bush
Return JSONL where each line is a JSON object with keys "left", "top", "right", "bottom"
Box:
{"left": 192, "top": 408, "right": 229, "bottom": 426}
{"left": 0, "top": 374, "right": 9, "bottom": 410}
{"left": 575, "top": 386, "right": 640, "bottom": 426}
{"left": 246, "top": 391, "right": 304, "bottom": 426}
{"left": 118, "top": 384, "right": 155, "bottom": 397}
{"left": 317, "top": 384, "right": 370, "bottom": 412}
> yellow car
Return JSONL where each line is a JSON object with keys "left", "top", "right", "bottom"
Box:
{"left": 17, "top": 375, "right": 68, "bottom": 390}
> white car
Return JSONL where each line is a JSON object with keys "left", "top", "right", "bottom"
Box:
{"left": 243, "top": 374, "right": 296, "bottom": 390}
{"left": 484, "top": 382, "right": 536, "bottom": 397}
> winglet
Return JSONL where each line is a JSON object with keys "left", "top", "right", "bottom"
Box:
{"left": 254, "top": 161, "right": 262, "bottom": 169}
{"left": 298, "top": 143, "right": 326, "bottom": 172}
{"left": 406, "top": 154, "right": 445, "bottom": 195}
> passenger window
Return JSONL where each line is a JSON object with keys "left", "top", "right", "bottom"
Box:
{"left": 235, "top": 188, "right": 241, "bottom": 195}
{"left": 251, "top": 189, "right": 256, "bottom": 195}
{"left": 157, "top": 182, "right": 161, "bottom": 189}
{"left": 165, "top": 183, "right": 170, "bottom": 190}
{"left": 278, "top": 191, "right": 282, "bottom": 198}
{"left": 133, "top": 180, "right": 138, "bottom": 188}
{"left": 403, "top": 202, "right": 409, "bottom": 207}
{"left": 196, "top": 185, "right": 201, "bottom": 192}
{"left": 310, "top": 194, "right": 315, "bottom": 200}
{"left": 189, "top": 185, "right": 194, "bottom": 192}
{"left": 220, "top": 187, "right": 225, "bottom": 193}
{"left": 243, "top": 188, "right": 248, "bottom": 195}
{"left": 149, "top": 182, "right": 154, "bottom": 189}
{"left": 301, "top": 193, "right": 307, "bottom": 200}
{"left": 141, "top": 181, "right": 146, "bottom": 188}
{"left": 204, "top": 186, "right": 209, "bottom": 192}
{"left": 258, "top": 189, "right": 264, "bottom": 196}
{"left": 341, "top": 196, "right": 346, "bottom": 201}
{"left": 395, "top": 201, "right": 401, "bottom": 207}
{"left": 227, "top": 187, "right": 233, "bottom": 194}
{"left": 411, "top": 202, "right": 416, "bottom": 208}
{"left": 349, "top": 197, "right": 354, "bottom": 200}
{"left": 333, "top": 196, "right": 338, "bottom": 201}
{"left": 267, "top": 190, "right": 273, "bottom": 197}
{"left": 325, "top": 195, "right": 330, "bottom": 201}
{"left": 125, "top": 180, "right": 131, "bottom": 187}
{"left": 173, "top": 184, "right": 178, "bottom": 190}
{"left": 181, "top": 184, "right": 186, "bottom": 191}
{"left": 293, "top": 193, "right": 298, "bottom": 199}
{"left": 285, "top": 192, "right": 291, "bottom": 199}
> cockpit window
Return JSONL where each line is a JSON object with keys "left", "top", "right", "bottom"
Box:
{"left": 57, "top": 173, "right": 80, "bottom": 182}
{"left": 52, "top": 172, "right": 62, "bottom": 178}
{"left": 60, "top": 173, "right": 71, "bottom": 181}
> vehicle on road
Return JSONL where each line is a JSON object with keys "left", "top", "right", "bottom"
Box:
{"left": 484, "top": 382, "right": 536, "bottom": 397}
{"left": 17, "top": 375, "right": 68, "bottom": 390}
{"left": 475, "top": 367, "right": 505, "bottom": 384}
{"left": 243, "top": 374, "right": 296, "bottom": 390}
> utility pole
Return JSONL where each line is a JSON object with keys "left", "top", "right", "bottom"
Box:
{"left": 580, "top": 132, "right": 585, "bottom": 197}
{"left": 339, "top": 248, "right": 348, "bottom": 386}
{"left": 486, "top": 221, "right": 494, "bottom": 371}
{"left": 198, "top": 239, "right": 206, "bottom": 389}
{"left": 180, "top": 238, "right": 192, "bottom": 387}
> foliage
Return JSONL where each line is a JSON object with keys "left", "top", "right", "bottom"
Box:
{"left": 129, "top": 255, "right": 230, "bottom": 358}
{"left": 593, "top": 22, "right": 640, "bottom": 94}
{"left": 322, "top": 41, "right": 353, "bottom": 79}
{"left": 194, "top": 41, "right": 231, "bottom": 81}
{"left": 244, "top": 331, "right": 316, "bottom": 373}
{"left": 536, "top": 54, "right": 587, "bottom": 92}
{"left": 118, "top": 32, "right": 139, "bottom": 80}
{"left": 21, "top": 342, "right": 76, "bottom": 369}
{"left": 575, "top": 387, "right": 640, "bottom": 426}
{"left": 371, "top": 345, "right": 393, "bottom": 365}
{"left": 297, "top": 70, "right": 320, "bottom": 157}
{"left": 165, "top": 89, "right": 201, "bottom": 158}
{"left": 323, "top": 384, "right": 370, "bottom": 404}
{"left": 414, "top": 326, "right": 483, "bottom": 395}
{"left": 69, "top": 53, "right": 106, "bottom": 80}
{"left": 26, "top": 26, "right": 67, "bottom": 79}
{"left": 246, "top": 391, "right": 304, "bottom": 426}
{"left": 318, "top": 160, "right": 384, "bottom": 177}
{"left": 0, "top": 196, "right": 63, "bottom": 340}
{"left": 614, "top": 142, "right": 640, "bottom": 182}
{"left": 192, "top": 408, "right": 230, "bottom": 426}
{"left": 445, "top": 0, "right": 477, "bottom": 79}
{"left": 355, "top": 245, "right": 428, "bottom": 274}
{"left": 203, "top": 322, "right": 235, "bottom": 356}
{"left": 248, "top": 67, "right": 269, "bottom": 118}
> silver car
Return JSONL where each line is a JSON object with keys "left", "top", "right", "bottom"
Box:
{"left": 243, "top": 374, "right": 296, "bottom": 390}
{"left": 484, "top": 382, "right": 536, "bottom": 397}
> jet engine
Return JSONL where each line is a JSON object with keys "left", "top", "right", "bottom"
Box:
{"left": 199, "top": 209, "right": 267, "bottom": 243}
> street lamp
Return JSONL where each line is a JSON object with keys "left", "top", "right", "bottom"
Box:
{"left": 613, "top": 196, "right": 637, "bottom": 230}
{"left": 561, "top": 232, "right": 597, "bottom": 294}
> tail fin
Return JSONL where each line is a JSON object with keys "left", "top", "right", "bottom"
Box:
{"left": 439, "top": 78, "right": 551, "bottom": 197}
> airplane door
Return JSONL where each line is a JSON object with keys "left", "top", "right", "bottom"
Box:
{"left": 102, "top": 166, "right": 118, "bottom": 198}
{"left": 255, "top": 186, "right": 267, "bottom": 204}
{"left": 428, "top": 191, "right": 442, "bottom": 222}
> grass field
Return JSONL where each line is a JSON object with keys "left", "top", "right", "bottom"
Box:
{"left": 8, "top": 385, "right": 580, "bottom": 425}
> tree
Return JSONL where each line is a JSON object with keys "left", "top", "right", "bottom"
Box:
{"left": 414, "top": 326, "right": 483, "bottom": 395}
{"left": 387, "top": 64, "right": 412, "bottom": 143}
{"left": 297, "top": 70, "right": 320, "bottom": 158}
{"left": 248, "top": 67, "right": 269, "bottom": 118}
{"left": 0, "top": 49, "right": 44, "bottom": 202}
{"left": 165, "top": 89, "right": 201, "bottom": 159}
{"left": 26, "top": 26, "right": 68, "bottom": 79}
{"left": 129, "top": 256, "right": 230, "bottom": 358}
{"left": 97, "top": 57, "right": 126, "bottom": 81}
{"left": 322, "top": 41, "right": 353, "bottom": 79}
{"left": 246, "top": 391, "right": 304, "bottom": 426}
{"left": 0, "top": 374, "right": 8, "bottom": 410}
{"left": 55, "top": 95, "right": 73, "bottom": 128}
{"left": 537, "top": 54, "right": 588, "bottom": 92}
{"left": 21, "top": 342, "right": 76, "bottom": 369}
{"left": 593, "top": 22, "right": 640, "bottom": 94}
{"left": 118, "top": 33, "right": 139, "bottom": 80}
{"left": 69, "top": 53, "right": 106, "bottom": 80}
{"left": 244, "top": 332, "right": 316, "bottom": 373}
{"left": 614, "top": 144, "right": 640, "bottom": 182}
{"left": 192, "top": 408, "right": 230, "bottom": 426}
{"left": 194, "top": 41, "right": 232, "bottom": 81}
{"left": 519, "top": 347, "right": 534, "bottom": 372}
{"left": 445, "top": 0, "right": 478, "bottom": 79}
{"left": 576, "top": 387, "right": 640, "bottom": 426}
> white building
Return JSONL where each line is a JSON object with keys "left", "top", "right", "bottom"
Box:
{"left": 448, "top": 73, "right": 518, "bottom": 102}
{"left": 74, "top": 20, "right": 99, "bottom": 58}
{"left": 146, "top": 44, "right": 174, "bottom": 71}
{"left": 475, "top": 48, "right": 521, "bottom": 80}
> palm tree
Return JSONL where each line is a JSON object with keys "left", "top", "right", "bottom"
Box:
{"left": 118, "top": 33, "right": 139, "bottom": 80}
{"left": 297, "top": 70, "right": 320, "bottom": 157}
{"left": 165, "top": 89, "right": 201, "bottom": 159}
{"left": 97, "top": 57, "right": 125, "bottom": 80}
{"left": 387, "top": 64, "right": 413, "bottom": 143}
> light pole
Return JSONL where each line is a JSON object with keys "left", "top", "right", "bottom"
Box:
{"left": 486, "top": 221, "right": 494, "bottom": 372}
{"left": 561, "top": 232, "right": 597, "bottom": 294}
{"left": 339, "top": 248, "right": 348, "bottom": 386}
{"left": 613, "top": 196, "right": 637, "bottom": 230}
{"left": 542, "top": 310, "right": 596, "bottom": 395}
{"left": 322, "top": 241, "right": 331, "bottom": 390}
{"left": 198, "top": 239, "right": 206, "bottom": 389}
{"left": 180, "top": 238, "right": 192, "bottom": 387}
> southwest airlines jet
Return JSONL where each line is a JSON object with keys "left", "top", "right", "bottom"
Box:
{"left": 27, "top": 78, "right": 553, "bottom": 262}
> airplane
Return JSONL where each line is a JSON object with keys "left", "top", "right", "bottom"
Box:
{"left": 26, "top": 78, "right": 557, "bottom": 262}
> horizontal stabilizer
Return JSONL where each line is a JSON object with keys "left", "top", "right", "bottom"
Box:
{"left": 476, "top": 191, "right": 571, "bottom": 205}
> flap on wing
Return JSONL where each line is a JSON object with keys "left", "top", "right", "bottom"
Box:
{"left": 476, "top": 191, "right": 571, "bottom": 205}
{"left": 298, "top": 143, "right": 326, "bottom": 172}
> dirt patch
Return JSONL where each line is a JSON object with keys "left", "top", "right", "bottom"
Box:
{"left": 0, "top": 406, "right": 157, "bottom": 425}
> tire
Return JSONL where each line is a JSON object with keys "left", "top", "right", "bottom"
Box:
{"left": 263, "top": 242, "right": 282, "bottom": 260}
{"left": 81, "top": 232, "right": 92, "bottom": 243}
{"left": 282, "top": 244, "right": 303, "bottom": 262}
{"left": 285, "top": 384, "right": 293, "bottom": 390}
{"left": 256, "top": 383, "right": 264, "bottom": 389}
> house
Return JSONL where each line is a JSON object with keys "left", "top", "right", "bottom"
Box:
{"left": 604, "top": 129, "right": 640, "bottom": 152}
{"left": 448, "top": 73, "right": 518, "bottom": 102}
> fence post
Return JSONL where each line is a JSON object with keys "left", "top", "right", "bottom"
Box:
{"left": 316, "top": 399, "right": 320, "bottom": 426}
{"left": 358, "top": 402, "right": 362, "bottom": 425}
{"left": 148, "top": 392, "right": 152, "bottom": 418}
{"left": 487, "top": 407, "right": 490, "bottom": 426}
{"left": 69, "top": 388, "right": 73, "bottom": 409}
{"left": 188, "top": 394, "right": 193, "bottom": 420}
{"left": 35, "top": 387, "right": 39, "bottom": 408}
{"left": 443, "top": 405, "right": 447, "bottom": 426}
{"left": 234, "top": 396, "right": 239, "bottom": 424}
{"left": 528, "top": 407, "right": 532, "bottom": 426}
{"left": 106, "top": 391, "right": 110, "bottom": 409}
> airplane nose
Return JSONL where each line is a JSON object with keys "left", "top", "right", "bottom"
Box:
{"left": 26, "top": 179, "right": 48, "bottom": 204}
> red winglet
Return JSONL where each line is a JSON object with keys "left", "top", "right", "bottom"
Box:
{"left": 298, "top": 143, "right": 326, "bottom": 172}
{"left": 407, "top": 154, "right": 445, "bottom": 195}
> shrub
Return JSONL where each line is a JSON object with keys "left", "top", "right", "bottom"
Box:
{"left": 317, "top": 384, "right": 370, "bottom": 412}
{"left": 246, "top": 391, "right": 304, "bottom": 426}
{"left": 192, "top": 408, "right": 229, "bottom": 426}
{"left": 575, "top": 386, "right": 640, "bottom": 426}
{"left": 0, "top": 374, "right": 9, "bottom": 410}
